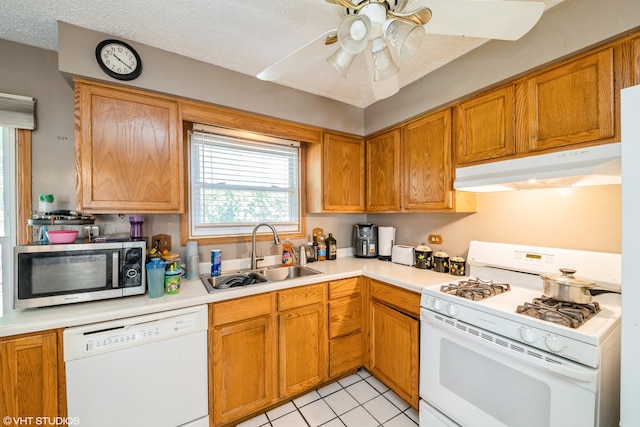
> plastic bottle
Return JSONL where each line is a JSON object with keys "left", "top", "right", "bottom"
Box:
{"left": 317, "top": 236, "right": 327, "bottom": 261}
{"left": 282, "top": 240, "right": 294, "bottom": 266}
{"left": 326, "top": 233, "right": 337, "bottom": 260}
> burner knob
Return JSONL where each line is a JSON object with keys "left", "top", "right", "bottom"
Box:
{"left": 446, "top": 303, "right": 459, "bottom": 317}
{"left": 519, "top": 327, "right": 536, "bottom": 343}
{"left": 545, "top": 335, "right": 564, "bottom": 353}
{"left": 432, "top": 299, "right": 443, "bottom": 311}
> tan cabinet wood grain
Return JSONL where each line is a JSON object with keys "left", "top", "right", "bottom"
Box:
{"left": 0, "top": 331, "right": 62, "bottom": 419}
{"left": 327, "top": 278, "right": 363, "bottom": 380}
{"left": 403, "top": 109, "right": 453, "bottom": 210}
{"left": 519, "top": 48, "right": 616, "bottom": 153}
{"left": 75, "top": 80, "right": 183, "bottom": 213}
{"left": 366, "top": 129, "right": 401, "bottom": 212}
{"left": 454, "top": 86, "right": 516, "bottom": 166}
{"left": 319, "top": 133, "right": 365, "bottom": 212}
{"left": 278, "top": 303, "right": 326, "bottom": 398}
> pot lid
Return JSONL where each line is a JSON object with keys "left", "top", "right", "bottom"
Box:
{"left": 434, "top": 251, "right": 449, "bottom": 258}
{"left": 451, "top": 256, "right": 465, "bottom": 262}
{"left": 541, "top": 268, "right": 597, "bottom": 288}
{"left": 415, "top": 244, "right": 432, "bottom": 252}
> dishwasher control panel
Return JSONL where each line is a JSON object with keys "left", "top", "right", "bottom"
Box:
{"left": 63, "top": 305, "right": 208, "bottom": 361}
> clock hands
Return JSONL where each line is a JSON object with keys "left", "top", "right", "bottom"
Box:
{"left": 111, "top": 52, "right": 133, "bottom": 71}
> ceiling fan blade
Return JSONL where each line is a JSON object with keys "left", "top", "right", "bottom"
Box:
{"left": 411, "top": 0, "right": 545, "bottom": 41}
{"left": 257, "top": 30, "right": 337, "bottom": 81}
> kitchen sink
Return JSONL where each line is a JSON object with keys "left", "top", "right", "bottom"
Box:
{"left": 200, "top": 264, "right": 322, "bottom": 293}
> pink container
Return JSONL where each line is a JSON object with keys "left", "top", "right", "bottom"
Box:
{"left": 46, "top": 230, "right": 78, "bottom": 244}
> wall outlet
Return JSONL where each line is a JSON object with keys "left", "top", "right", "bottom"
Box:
{"left": 428, "top": 234, "right": 443, "bottom": 245}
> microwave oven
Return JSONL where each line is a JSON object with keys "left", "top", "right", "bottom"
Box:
{"left": 14, "top": 240, "right": 146, "bottom": 309}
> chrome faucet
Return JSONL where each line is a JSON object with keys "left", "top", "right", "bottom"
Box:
{"left": 251, "top": 223, "right": 281, "bottom": 270}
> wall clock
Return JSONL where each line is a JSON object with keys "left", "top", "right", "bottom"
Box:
{"left": 95, "top": 39, "right": 142, "bottom": 81}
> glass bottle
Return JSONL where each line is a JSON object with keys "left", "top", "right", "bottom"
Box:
{"left": 317, "top": 236, "right": 327, "bottom": 261}
{"left": 326, "top": 233, "right": 337, "bottom": 260}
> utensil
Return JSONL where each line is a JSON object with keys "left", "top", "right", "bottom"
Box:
{"left": 46, "top": 230, "right": 78, "bottom": 244}
{"left": 541, "top": 268, "right": 597, "bottom": 304}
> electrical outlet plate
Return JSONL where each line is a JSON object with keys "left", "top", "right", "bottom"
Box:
{"left": 428, "top": 234, "right": 443, "bottom": 245}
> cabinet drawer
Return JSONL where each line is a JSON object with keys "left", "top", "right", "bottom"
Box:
{"left": 329, "top": 295, "right": 362, "bottom": 339}
{"left": 210, "top": 293, "right": 273, "bottom": 326}
{"left": 277, "top": 283, "right": 325, "bottom": 311}
{"left": 328, "top": 277, "right": 361, "bottom": 300}
{"left": 329, "top": 332, "right": 363, "bottom": 378}
{"left": 369, "top": 279, "right": 420, "bottom": 318}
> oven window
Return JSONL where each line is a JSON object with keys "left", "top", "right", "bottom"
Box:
{"left": 28, "top": 253, "right": 109, "bottom": 295}
{"left": 441, "top": 338, "right": 551, "bottom": 427}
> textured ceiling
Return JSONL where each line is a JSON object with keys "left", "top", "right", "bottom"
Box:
{"left": 0, "top": 0, "right": 564, "bottom": 108}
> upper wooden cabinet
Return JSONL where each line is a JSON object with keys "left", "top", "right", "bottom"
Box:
{"left": 366, "top": 129, "right": 401, "bottom": 212}
{"left": 454, "top": 86, "right": 516, "bottom": 166}
{"left": 403, "top": 109, "right": 453, "bottom": 210}
{"left": 307, "top": 132, "right": 365, "bottom": 213}
{"left": 518, "top": 48, "right": 616, "bottom": 153}
{"left": 75, "top": 80, "right": 183, "bottom": 213}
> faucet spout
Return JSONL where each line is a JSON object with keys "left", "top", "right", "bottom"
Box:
{"left": 251, "top": 223, "right": 281, "bottom": 270}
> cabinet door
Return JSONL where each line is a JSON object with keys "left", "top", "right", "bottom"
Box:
{"left": 454, "top": 86, "right": 516, "bottom": 165}
{"left": 520, "top": 48, "right": 615, "bottom": 152}
{"left": 211, "top": 316, "right": 276, "bottom": 425}
{"left": 279, "top": 303, "right": 326, "bottom": 398}
{"left": 366, "top": 129, "right": 401, "bottom": 212}
{"left": 323, "top": 133, "right": 365, "bottom": 212}
{"left": 75, "top": 82, "right": 183, "bottom": 213}
{"left": 369, "top": 301, "right": 419, "bottom": 408}
{"left": 0, "top": 331, "right": 60, "bottom": 419}
{"left": 403, "top": 109, "right": 453, "bottom": 210}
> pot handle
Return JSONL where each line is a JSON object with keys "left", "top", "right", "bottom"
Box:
{"left": 559, "top": 268, "right": 576, "bottom": 276}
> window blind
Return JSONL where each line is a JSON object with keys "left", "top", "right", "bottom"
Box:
{"left": 0, "top": 93, "right": 36, "bottom": 130}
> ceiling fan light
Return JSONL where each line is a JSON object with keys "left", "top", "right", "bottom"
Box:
{"left": 327, "top": 47, "right": 356, "bottom": 78}
{"left": 338, "top": 15, "right": 371, "bottom": 54}
{"left": 371, "top": 38, "right": 399, "bottom": 82}
{"left": 383, "top": 18, "right": 425, "bottom": 61}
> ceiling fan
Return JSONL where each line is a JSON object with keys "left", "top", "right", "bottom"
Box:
{"left": 257, "top": 0, "right": 545, "bottom": 100}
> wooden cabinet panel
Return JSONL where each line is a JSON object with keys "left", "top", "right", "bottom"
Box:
{"left": 328, "top": 277, "right": 361, "bottom": 300}
{"left": 329, "top": 295, "right": 362, "bottom": 339}
{"left": 520, "top": 48, "right": 615, "bottom": 153}
{"left": 403, "top": 109, "right": 453, "bottom": 210}
{"left": 0, "top": 331, "right": 60, "bottom": 419}
{"left": 277, "top": 283, "right": 324, "bottom": 311}
{"left": 75, "top": 80, "right": 183, "bottom": 213}
{"left": 369, "top": 300, "right": 419, "bottom": 408}
{"left": 329, "top": 332, "right": 363, "bottom": 378}
{"left": 632, "top": 36, "right": 640, "bottom": 86}
{"left": 279, "top": 303, "right": 326, "bottom": 398}
{"left": 210, "top": 293, "right": 273, "bottom": 326}
{"left": 454, "top": 86, "right": 516, "bottom": 166}
{"left": 322, "top": 133, "right": 365, "bottom": 212}
{"left": 211, "top": 315, "right": 276, "bottom": 425}
{"left": 366, "top": 129, "right": 401, "bottom": 212}
{"left": 369, "top": 279, "right": 420, "bottom": 318}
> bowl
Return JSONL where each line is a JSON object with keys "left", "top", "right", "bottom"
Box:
{"left": 46, "top": 230, "right": 79, "bottom": 244}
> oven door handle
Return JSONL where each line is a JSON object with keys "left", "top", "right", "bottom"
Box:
{"left": 544, "top": 360, "right": 597, "bottom": 383}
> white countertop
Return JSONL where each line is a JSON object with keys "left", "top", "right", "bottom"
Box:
{"left": 0, "top": 256, "right": 456, "bottom": 338}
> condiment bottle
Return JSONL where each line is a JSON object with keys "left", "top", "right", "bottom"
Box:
{"left": 326, "top": 233, "right": 337, "bottom": 260}
{"left": 317, "top": 236, "right": 327, "bottom": 261}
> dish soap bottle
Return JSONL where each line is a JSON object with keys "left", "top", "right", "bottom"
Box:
{"left": 282, "top": 240, "right": 294, "bottom": 266}
{"left": 326, "top": 233, "right": 337, "bottom": 260}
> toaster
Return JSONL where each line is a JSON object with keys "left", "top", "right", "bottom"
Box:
{"left": 392, "top": 245, "right": 415, "bottom": 266}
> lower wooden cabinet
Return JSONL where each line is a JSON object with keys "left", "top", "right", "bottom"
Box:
{"left": 328, "top": 277, "right": 363, "bottom": 379}
{"left": 366, "top": 279, "right": 420, "bottom": 408}
{"left": 0, "top": 330, "right": 65, "bottom": 420}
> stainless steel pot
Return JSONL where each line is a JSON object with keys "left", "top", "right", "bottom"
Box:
{"left": 540, "top": 268, "right": 597, "bottom": 304}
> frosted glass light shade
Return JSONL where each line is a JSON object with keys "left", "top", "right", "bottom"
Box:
{"left": 327, "top": 47, "right": 357, "bottom": 78}
{"left": 371, "top": 38, "right": 399, "bottom": 81}
{"left": 338, "top": 15, "right": 371, "bottom": 54}
{"left": 384, "top": 18, "right": 425, "bottom": 61}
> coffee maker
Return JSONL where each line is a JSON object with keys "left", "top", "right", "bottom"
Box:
{"left": 352, "top": 223, "right": 378, "bottom": 258}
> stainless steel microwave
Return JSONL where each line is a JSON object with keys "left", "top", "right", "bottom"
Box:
{"left": 14, "top": 240, "right": 146, "bottom": 309}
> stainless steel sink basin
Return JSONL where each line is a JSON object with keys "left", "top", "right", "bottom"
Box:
{"left": 200, "top": 264, "right": 321, "bottom": 293}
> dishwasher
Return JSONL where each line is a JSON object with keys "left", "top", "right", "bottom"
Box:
{"left": 64, "top": 305, "right": 209, "bottom": 427}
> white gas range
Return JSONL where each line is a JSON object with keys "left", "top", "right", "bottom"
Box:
{"left": 419, "top": 241, "right": 621, "bottom": 427}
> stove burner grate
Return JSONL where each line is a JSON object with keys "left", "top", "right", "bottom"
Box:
{"left": 516, "top": 295, "right": 601, "bottom": 328}
{"left": 440, "top": 278, "right": 511, "bottom": 301}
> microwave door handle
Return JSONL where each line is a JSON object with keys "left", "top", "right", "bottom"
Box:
{"left": 112, "top": 251, "right": 119, "bottom": 288}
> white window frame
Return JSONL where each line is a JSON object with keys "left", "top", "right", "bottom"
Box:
{"left": 0, "top": 127, "right": 17, "bottom": 316}
{"left": 188, "top": 124, "right": 302, "bottom": 239}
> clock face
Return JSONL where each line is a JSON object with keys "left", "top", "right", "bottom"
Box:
{"left": 95, "top": 39, "right": 142, "bottom": 81}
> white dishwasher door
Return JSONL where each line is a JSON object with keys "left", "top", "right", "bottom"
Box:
{"left": 64, "top": 305, "right": 209, "bottom": 427}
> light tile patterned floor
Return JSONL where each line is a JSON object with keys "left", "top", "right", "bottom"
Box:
{"left": 235, "top": 369, "right": 419, "bottom": 427}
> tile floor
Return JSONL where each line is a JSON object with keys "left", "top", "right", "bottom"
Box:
{"left": 235, "top": 369, "right": 419, "bottom": 427}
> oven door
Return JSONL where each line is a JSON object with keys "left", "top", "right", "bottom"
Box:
{"left": 420, "top": 308, "right": 599, "bottom": 427}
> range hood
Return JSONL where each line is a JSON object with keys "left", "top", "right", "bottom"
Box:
{"left": 454, "top": 142, "right": 621, "bottom": 192}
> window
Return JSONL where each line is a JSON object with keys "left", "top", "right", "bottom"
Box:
{"left": 189, "top": 125, "right": 301, "bottom": 239}
{"left": 0, "top": 127, "right": 16, "bottom": 316}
